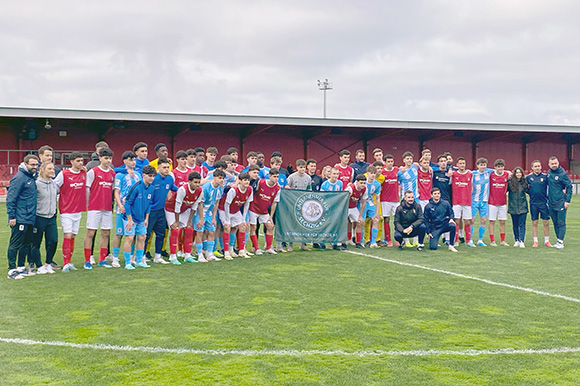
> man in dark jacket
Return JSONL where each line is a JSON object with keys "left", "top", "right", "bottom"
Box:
{"left": 421, "top": 188, "right": 458, "bottom": 252}
{"left": 547, "top": 156, "right": 573, "bottom": 250}
{"left": 86, "top": 141, "right": 109, "bottom": 171}
{"left": 6, "top": 155, "right": 39, "bottom": 279}
{"left": 350, "top": 150, "right": 370, "bottom": 177}
{"left": 394, "top": 190, "right": 425, "bottom": 251}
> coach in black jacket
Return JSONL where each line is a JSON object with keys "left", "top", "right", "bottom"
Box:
{"left": 394, "top": 190, "right": 425, "bottom": 251}
{"left": 421, "top": 188, "right": 458, "bottom": 252}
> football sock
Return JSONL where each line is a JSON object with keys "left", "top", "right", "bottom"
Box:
{"left": 533, "top": 237, "right": 538, "bottom": 242}
{"left": 356, "top": 232, "right": 362, "bottom": 244}
{"left": 455, "top": 224, "right": 460, "bottom": 242}
{"left": 500, "top": 233, "right": 506, "bottom": 242}
{"left": 124, "top": 251, "right": 132, "bottom": 266}
{"left": 478, "top": 226, "right": 485, "bottom": 241}
{"left": 206, "top": 240, "right": 215, "bottom": 254}
{"left": 229, "top": 233, "right": 236, "bottom": 249}
{"left": 70, "top": 236, "right": 75, "bottom": 253}
{"left": 470, "top": 225, "right": 474, "bottom": 242}
{"left": 250, "top": 234, "right": 259, "bottom": 250}
{"left": 84, "top": 248, "right": 91, "bottom": 263}
{"left": 202, "top": 240, "right": 208, "bottom": 252}
{"left": 112, "top": 247, "right": 120, "bottom": 259}
{"left": 237, "top": 232, "right": 246, "bottom": 250}
{"left": 222, "top": 233, "right": 230, "bottom": 251}
{"left": 169, "top": 229, "right": 180, "bottom": 255}
{"left": 184, "top": 227, "right": 194, "bottom": 254}
{"left": 384, "top": 221, "right": 391, "bottom": 242}
{"left": 490, "top": 234, "right": 495, "bottom": 242}
{"left": 63, "top": 238, "right": 71, "bottom": 265}
{"left": 348, "top": 231, "right": 352, "bottom": 241}
{"left": 265, "top": 234, "right": 273, "bottom": 250}
{"left": 464, "top": 225, "right": 471, "bottom": 243}
{"left": 544, "top": 236, "right": 550, "bottom": 243}
{"left": 195, "top": 243, "right": 203, "bottom": 255}
{"left": 136, "top": 249, "right": 144, "bottom": 264}
{"left": 99, "top": 248, "right": 107, "bottom": 262}
{"left": 371, "top": 228, "right": 378, "bottom": 244}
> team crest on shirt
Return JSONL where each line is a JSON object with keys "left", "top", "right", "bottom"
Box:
{"left": 555, "top": 176, "right": 559, "bottom": 180}
{"left": 294, "top": 193, "right": 330, "bottom": 230}
{"left": 147, "top": 194, "right": 151, "bottom": 199}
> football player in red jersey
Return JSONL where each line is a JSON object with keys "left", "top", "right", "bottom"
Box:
{"left": 346, "top": 174, "right": 368, "bottom": 248}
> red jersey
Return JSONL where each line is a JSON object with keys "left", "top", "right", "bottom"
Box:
{"left": 166, "top": 184, "right": 203, "bottom": 213}
{"left": 346, "top": 183, "right": 368, "bottom": 208}
{"left": 56, "top": 169, "right": 87, "bottom": 214}
{"left": 417, "top": 168, "right": 433, "bottom": 200}
{"left": 187, "top": 164, "right": 208, "bottom": 179}
{"left": 249, "top": 179, "right": 281, "bottom": 215}
{"left": 226, "top": 186, "right": 253, "bottom": 214}
{"left": 335, "top": 164, "right": 354, "bottom": 190}
{"left": 380, "top": 167, "right": 399, "bottom": 202}
{"left": 235, "top": 164, "right": 244, "bottom": 173}
{"left": 87, "top": 166, "right": 115, "bottom": 211}
{"left": 489, "top": 171, "right": 509, "bottom": 206}
{"left": 452, "top": 171, "right": 473, "bottom": 206}
{"left": 172, "top": 168, "right": 190, "bottom": 187}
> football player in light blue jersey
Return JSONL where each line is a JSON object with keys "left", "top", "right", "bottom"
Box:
{"left": 398, "top": 151, "right": 419, "bottom": 199}
{"left": 362, "top": 166, "right": 382, "bottom": 248}
{"left": 112, "top": 151, "right": 141, "bottom": 267}
{"left": 320, "top": 167, "right": 344, "bottom": 250}
{"left": 470, "top": 157, "right": 494, "bottom": 247}
{"left": 201, "top": 169, "right": 225, "bottom": 260}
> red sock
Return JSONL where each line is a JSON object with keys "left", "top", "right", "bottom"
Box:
{"left": 455, "top": 224, "right": 460, "bottom": 242}
{"left": 265, "top": 234, "right": 273, "bottom": 250}
{"left": 99, "top": 248, "right": 107, "bottom": 262}
{"left": 223, "top": 232, "right": 230, "bottom": 251}
{"left": 84, "top": 248, "right": 91, "bottom": 263}
{"left": 237, "top": 232, "right": 246, "bottom": 250}
{"left": 178, "top": 228, "right": 185, "bottom": 253}
{"left": 356, "top": 232, "right": 362, "bottom": 244}
{"left": 490, "top": 234, "right": 495, "bottom": 242}
{"left": 70, "top": 236, "right": 75, "bottom": 252}
{"left": 500, "top": 233, "right": 505, "bottom": 242}
{"left": 169, "top": 228, "right": 180, "bottom": 255}
{"left": 250, "top": 234, "right": 259, "bottom": 250}
{"left": 348, "top": 231, "right": 352, "bottom": 241}
{"left": 63, "top": 238, "right": 71, "bottom": 265}
{"left": 384, "top": 221, "right": 391, "bottom": 241}
{"left": 464, "top": 225, "right": 471, "bottom": 243}
{"left": 184, "top": 227, "right": 194, "bottom": 254}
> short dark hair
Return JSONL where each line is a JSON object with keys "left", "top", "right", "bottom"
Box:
{"left": 186, "top": 148, "right": 196, "bottom": 156}
{"left": 548, "top": 156, "right": 558, "bottom": 162}
{"left": 239, "top": 172, "right": 250, "bottom": 181}
{"left": 457, "top": 157, "right": 466, "bottom": 162}
{"left": 339, "top": 150, "right": 350, "bottom": 156}
{"left": 99, "top": 148, "right": 113, "bottom": 157}
{"left": 214, "top": 160, "right": 227, "bottom": 169}
{"left": 227, "top": 147, "right": 239, "bottom": 155}
{"left": 206, "top": 147, "right": 218, "bottom": 155}
{"left": 220, "top": 155, "right": 233, "bottom": 163}
{"left": 69, "top": 151, "right": 84, "bottom": 160}
{"left": 122, "top": 151, "right": 135, "bottom": 160}
{"left": 142, "top": 165, "right": 156, "bottom": 175}
{"left": 175, "top": 150, "right": 187, "bottom": 159}
{"left": 188, "top": 171, "right": 201, "bottom": 181}
{"left": 158, "top": 158, "right": 170, "bottom": 166}
{"left": 437, "top": 154, "right": 448, "bottom": 162}
{"left": 213, "top": 169, "right": 226, "bottom": 178}
{"left": 248, "top": 164, "right": 260, "bottom": 172}
{"left": 366, "top": 165, "right": 377, "bottom": 174}
{"left": 431, "top": 187, "right": 441, "bottom": 194}
{"left": 372, "top": 161, "right": 384, "bottom": 167}
{"left": 269, "top": 168, "right": 280, "bottom": 176}
{"left": 155, "top": 143, "right": 167, "bottom": 152}
{"left": 402, "top": 151, "right": 413, "bottom": 159}
{"left": 24, "top": 154, "right": 39, "bottom": 164}
{"left": 355, "top": 174, "right": 367, "bottom": 181}
{"left": 494, "top": 159, "right": 505, "bottom": 167}
{"left": 194, "top": 147, "right": 205, "bottom": 155}
{"left": 271, "top": 151, "right": 283, "bottom": 158}
{"left": 296, "top": 159, "right": 307, "bottom": 167}
{"left": 38, "top": 145, "right": 53, "bottom": 155}
{"left": 247, "top": 151, "right": 258, "bottom": 158}
{"left": 355, "top": 149, "right": 365, "bottom": 155}
{"left": 384, "top": 154, "right": 394, "bottom": 160}
{"left": 95, "top": 141, "right": 109, "bottom": 150}
{"left": 133, "top": 142, "right": 148, "bottom": 152}
{"left": 372, "top": 148, "right": 383, "bottom": 155}
{"left": 404, "top": 190, "right": 414, "bottom": 196}
{"left": 306, "top": 158, "right": 317, "bottom": 165}
{"left": 476, "top": 157, "right": 488, "bottom": 165}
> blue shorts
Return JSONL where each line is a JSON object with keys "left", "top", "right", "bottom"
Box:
{"left": 362, "top": 205, "right": 377, "bottom": 220}
{"left": 123, "top": 218, "right": 147, "bottom": 236}
{"left": 530, "top": 203, "right": 550, "bottom": 221}
{"left": 115, "top": 213, "right": 125, "bottom": 235}
{"left": 203, "top": 211, "right": 217, "bottom": 232}
{"left": 472, "top": 201, "right": 488, "bottom": 218}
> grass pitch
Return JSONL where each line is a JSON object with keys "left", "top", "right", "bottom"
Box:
{"left": 1, "top": 203, "right": 580, "bottom": 385}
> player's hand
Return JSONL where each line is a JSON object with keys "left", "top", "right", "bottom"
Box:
{"left": 197, "top": 221, "right": 204, "bottom": 229}
{"left": 447, "top": 170, "right": 453, "bottom": 177}
{"left": 267, "top": 216, "right": 273, "bottom": 225}
{"left": 125, "top": 220, "right": 134, "bottom": 232}
{"left": 403, "top": 226, "right": 412, "bottom": 234}
{"left": 449, "top": 219, "right": 456, "bottom": 225}
{"left": 358, "top": 216, "right": 364, "bottom": 224}
{"left": 8, "top": 219, "right": 16, "bottom": 226}
{"left": 564, "top": 202, "right": 570, "bottom": 209}
{"left": 118, "top": 204, "right": 125, "bottom": 214}
{"left": 186, "top": 220, "right": 193, "bottom": 228}
{"left": 427, "top": 233, "right": 433, "bottom": 239}
{"left": 211, "top": 219, "right": 217, "bottom": 227}
{"left": 372, "top": 214, "right": 380, "bottom": 221}
{"left": 170, "top": 221, "right": 179, "bottom": 230}
{"left": 144, "top": 220, "right": 148, "bottom": 228}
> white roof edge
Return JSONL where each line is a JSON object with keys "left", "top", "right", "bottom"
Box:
{"left": 1, "top": 106, "right": 580, "bottom": 133}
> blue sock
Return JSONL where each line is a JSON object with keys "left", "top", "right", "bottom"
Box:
{"left": 196, "top": 243, "right": 203, "bottom": 255}
{"left": 470, "top": 226, "right": 474, "bottom": 242}
{"left": 371, "top": 228, "right": 378, "bottom": 244}
{"left": 136, "top": 249, "right": 144, "bottom": 264}
{"left": 202, "top": 240, "right": 208, "bottom": 252}
{"left": 207, "top": 240, "right": 215, "bottom": 254}
{"left": 131, "top": 243, "right": 135, "bottom": 255}
{"left": 217, "top": 236, "right": 223, "bottom": 251}
{"left": 123, "top": 252, "right": 131, "bottom": 266}
{"left": 229, "top": 233, "right": 236, "bottom": 248}
{"left": 112, "top": 247, "right": 120, "bottom": 258}
{"left": 478, "top": 226, "right": 485, "bottom": 241}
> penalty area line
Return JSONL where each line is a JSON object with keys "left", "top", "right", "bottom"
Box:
{"left": 344, "top": 250, "right": 580, "bottom": 304}
{"left": 2, "top": 337, "right": 580, "bottom": 357}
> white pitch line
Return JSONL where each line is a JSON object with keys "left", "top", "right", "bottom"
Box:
{"left": 2, "top": 337, "right": 580, "bottom": 357}
{"left": 344, "top": 250, "right": 580, "bottom": 304}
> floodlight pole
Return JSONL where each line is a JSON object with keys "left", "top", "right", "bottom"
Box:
{"left": 317, "top": 79, "right": 333, "bottom": 119}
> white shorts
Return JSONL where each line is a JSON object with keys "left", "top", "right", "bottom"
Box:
{"left": 218, "top": 210, "right": 228, "bottom": 224}
{"left": 453, "top": 205, "right": 472, "bottom": 220}
{"left": 418, "top": 199, "right": 429, "bottom": 210}
{"left": 249, "top": 211, "right": 271, "bottom": 225}
{"left": 229, "top": 212, "right": 245, "bottom": 227}
{"left": 86, "top": 210, "right": 113, "bottom": 230}
{"left": 348, "top": 207, "right": 360, "bottom": 223}
{"left": 488, "top": 205, "right": 507, "bottom": 221}
{"left": 60, "top": 212, "right": 82, "bottom": 234}
{"left": 165, "top": 209, "right": 192, "bottom": 229}
{"left": 381, "top": 201, "right": 399, "bottom": 217}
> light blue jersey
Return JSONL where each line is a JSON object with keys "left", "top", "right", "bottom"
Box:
{"left": 471, "top": 168, "right": 494, "bottom": 202}
{"left": 201, "top": 182, "right": 224, "bottom": 214}
{"left": 114, "top": 172, "right": 141, "bottom": 214}
{"left": 320, "top": 179, "right": 343, "bottom": 192}
{"left": 365, "top": 180, "right": 381, "bottom": 208}
{"left": 259, "top": 166, "right": 270, "bottom": 179}
{"left": 398, "top": 164, "right": 419, "bottom": 199}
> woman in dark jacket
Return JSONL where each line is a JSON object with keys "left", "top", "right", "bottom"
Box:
{"left": 508, "top": 167, "right": 528, "bottom": 248}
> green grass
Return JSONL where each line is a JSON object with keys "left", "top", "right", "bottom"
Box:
{"left": 1, "top": 203, "right": 579, "bottom": 385}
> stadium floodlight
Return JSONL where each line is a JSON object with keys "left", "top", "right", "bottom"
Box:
{"left": 317, "top": 79, "right": 333, "bottom": 119}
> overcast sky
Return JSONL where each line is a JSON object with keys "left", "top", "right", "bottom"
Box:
{"left": 1, "top": 1, "right": 580, "bottom": 125}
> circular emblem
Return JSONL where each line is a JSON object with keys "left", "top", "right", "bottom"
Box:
{"left": 295, "top": 193, "right": 330, "bottom": 230}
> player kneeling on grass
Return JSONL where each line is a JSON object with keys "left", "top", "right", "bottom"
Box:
{"left": 421, "top": 188, "right": 458, "bottom": 252}
{"left": 346, "top": 174, "right": 368, "bottom": 249}
{"left": 363, "top": 166, "right": 381, "bottom": 248}
{"left": 167, "top": 172, "right": 205, "bottom": 264}
{"left": 249, "top": 168, "right": 281, "bottom": 255}
{"left": 122, "top": 165, "right": 156, "bottom": 269}
{"left": 223, "top": 172, "right": 253, "bottom": 259}
{"left": 394, "top": 190, "right": 426, "bottom": 251}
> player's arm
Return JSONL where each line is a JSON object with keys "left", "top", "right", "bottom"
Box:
{"left": 186, "top": 206, "right": 196, "bottom": 228}
{"left": 269, "top": 190, "right": 281, "bottom": 222}
{"left": 241, "top": 191, "right": 253, "bottom": 221}
{"left": 6, "top": 175, "right": 23, "bottom": 224}
{"left": 85, "top": 169, "right": 95, "bottom": 202}
{"left": 563, "top": 173, "right": 573, "bottom": 208}
{"left": 211, "top": 204, "right": 219, "bottom": 226}
{"left": 172, "top": 188, "right": 185, "bottom": 229}
{"left": 196, "top": 197, "right": 205, "bottom": 229}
